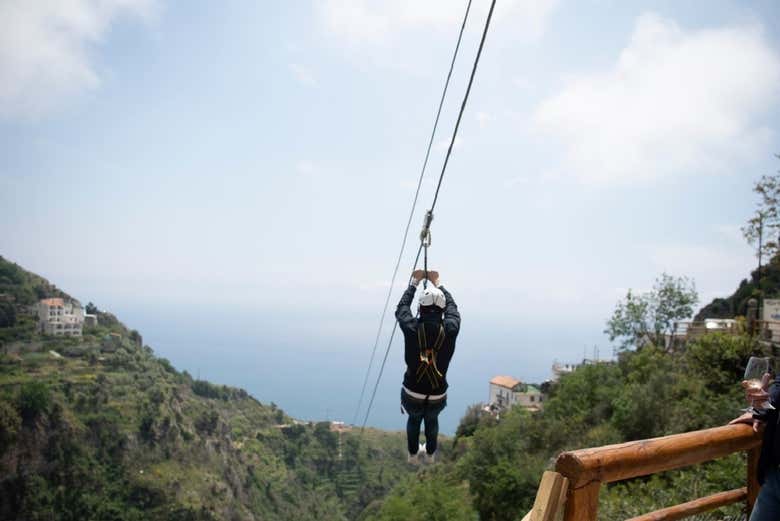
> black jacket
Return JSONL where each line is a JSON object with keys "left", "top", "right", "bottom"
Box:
{"left": 395, "top": 284, "right": 460, "bottom": 395}
{"left": 755, "top": 375, "right": 780, "bottom": 484}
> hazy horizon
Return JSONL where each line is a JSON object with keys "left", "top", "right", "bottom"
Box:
{"left": 0, "top": 253, "right": 746, "bottom": 434}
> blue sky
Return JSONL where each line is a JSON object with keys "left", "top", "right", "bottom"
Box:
{"left": 1, "top": 0, "right": 780, "bottom": 431}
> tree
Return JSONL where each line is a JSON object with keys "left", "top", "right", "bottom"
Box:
{"left": 0, "top": 301, "right": 16, "bottom": 327}
{"left": 0, "top": 401, "right": 21, "bottom": 455}
{"left": 17, "top": 381, "right": 51, "bottom": 421}
{"left": 455, "top": 403, "right": 493, "bottom": 441}
{"left": 85, "top": 302, "right": 98, "bottom": 315}
{"left": 605, "top": 273, "right": 698, "bottom": 351}
{"left": 743, "top": 156, "right": 780, "bottom": 264}
{"left": 456, "top": 408, "right": 544, "bottom": 521}
{"left": 373, "top": 468, "right": 476, "bottom": 521}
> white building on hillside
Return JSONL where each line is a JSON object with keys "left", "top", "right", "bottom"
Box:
{"left": 37, "top": 298, "right": 84, "bottom": 336}
{"left": 488, "top": 375, "right": 543, "bottom": 412}
{"left": 552, "top": 361, "right": 580, "bottom": 381}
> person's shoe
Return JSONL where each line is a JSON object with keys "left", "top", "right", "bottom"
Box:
{"left": 407, "top": 451, "right": 421, "bottom": 465}
{"left": 423, "top": 452, "right": 436, "bottom": 464}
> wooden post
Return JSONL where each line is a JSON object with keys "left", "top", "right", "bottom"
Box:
{"left": 562, "top": 481, "right": 600, "bottom": 521}
{"left": 555, "top": 477, "right": 568, "bottom": 521}
{"left": 747, "top": 445, "right": 761, "bottom": 514}
{"left": 529, "top": 471, "right": 569, "bottom": 521}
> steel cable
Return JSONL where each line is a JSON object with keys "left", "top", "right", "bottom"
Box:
{"left": 352, "top": 0, "right": 474, "bottom": 427}
{"left": 360, "top": 0, "right": 497, "bottom": 432}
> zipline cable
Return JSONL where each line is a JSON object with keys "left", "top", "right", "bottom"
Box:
{"left": 360, "top": 0, "right": 497, "bottom": 432}
{"left": 351, "top": 0, "right": 474, "bottom": 427}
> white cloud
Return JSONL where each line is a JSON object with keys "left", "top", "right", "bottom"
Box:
{"left": 533, "top": 13, "right": 780, "bottom": 183}
{"left": 295, "top": 160, "right": 317, "bottom": 175}
{"left": 357, "top": 279, "right": 392, "bottom": 291}
{"left": 503, "top": 175, "right": 530, "bottom": 188}
{"left": 0, "top": 0, "right": 158, "bottom": 119}
{"left": 288, "top": 63, "right": 317, "bottom": 86}
{"left": 475, "top": 110, "right": 492, "bottom": 128}
{"left": 512, "top": 76, "right": 533, "bottom": 90}
{"left": 399, "top": 178, "right": 417, "bottom": 190}
{"left": 318, "top": 0, "right": 558, "bottom": 47}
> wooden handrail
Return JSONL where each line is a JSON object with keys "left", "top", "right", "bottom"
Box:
{"left": 553, "top": 424, "right": 762, "bottom": 521}
{"left": 556, "top": 424, "right": 760, "bottom": 487}
{"left": 625, "top": 488, "right": 746, "bottom": 521}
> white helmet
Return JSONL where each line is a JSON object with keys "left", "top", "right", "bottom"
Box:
{"left": 418, "top": 284, "right": 446, "bottom": 309}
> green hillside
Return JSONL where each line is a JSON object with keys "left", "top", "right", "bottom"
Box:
{"left": 365, "top": 335, "right": 760, "bottom": 521}
{"left": 1, "top": 254, "right": 770, "bottom": 521}
{"left": 0, "top": 256, "right": 415, "bottom": 521}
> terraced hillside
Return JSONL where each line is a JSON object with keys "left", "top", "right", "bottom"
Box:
{"left": 0, "top": 256, "right": 414, "bottom": 521}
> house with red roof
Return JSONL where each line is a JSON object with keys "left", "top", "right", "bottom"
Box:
{"left": 37, "top": 298, "right": 85, "bottom": 336}
{"left": 488, "top": 375, "right": 544, "bottom": 412}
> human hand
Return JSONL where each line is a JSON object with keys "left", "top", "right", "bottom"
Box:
{"left": 742, "top": 372, "right": 772, "bottom": 408}
{"left": 427, "top": 271, "right": 440, "bottom": 286}
{"left": 412, "top": 270, "right": 425, "bottom": 282}
{"left": 729, "top": 412, "right": 765, "bottom": 433}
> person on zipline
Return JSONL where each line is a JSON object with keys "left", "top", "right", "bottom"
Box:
{"left": 396, "top": 269, "right": 460, "bottom": 464}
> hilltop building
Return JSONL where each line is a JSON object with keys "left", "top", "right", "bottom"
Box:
{"left": 84, "top": 313, "right": 98, "bottom": 328}
{"left": 37, "top": 298, "right": 85, "bottom": 336}
{"left": 488, "top": 375, "right": 544, "bottom": 412}
{"left": 551, "top": 356, "right": 614, "bottom": 381}
{"left": 552, "top": 361, "right": 580, "bottom": 381}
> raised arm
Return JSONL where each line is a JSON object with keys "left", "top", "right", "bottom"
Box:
{"left": 395, "top": 283, "right": 418, "bottom": 334}
{"left": 439, "top": 286, "right": 460, "bottom": 336}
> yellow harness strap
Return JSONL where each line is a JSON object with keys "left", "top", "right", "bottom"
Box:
{"left": 415, "top": 323, "right": 446, "bottom": 389}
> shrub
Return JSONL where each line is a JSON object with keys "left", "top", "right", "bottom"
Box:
{"left": 18, "top": 381, "right": 50, "bottom": 420}
{"left": 0, "top": 400, "right": 21, "bottom": 454}
{"left": 0, "top": 301, "right": 16, "bottom": 327}
{"left": 195, "top": 410, "right": 219, "bottom": 436}
{"left": 455, "top": 403, "right": 491, "bottom": 440}
{"left": 157, "top": 357, "right": 177, "bottom": 375}
{"left": 191, "top": 379, "right": 246, "bottom": 401}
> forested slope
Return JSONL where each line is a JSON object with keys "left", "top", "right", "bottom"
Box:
{"left": 367, "top": 334, "right": 756, "bottom": 521}
{"left": 0, "top": 256, "right": 414, "bottom": 521}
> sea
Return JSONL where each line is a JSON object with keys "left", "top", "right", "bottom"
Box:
{"left": 113, "top": 302, "right": 607, "bottom": 435}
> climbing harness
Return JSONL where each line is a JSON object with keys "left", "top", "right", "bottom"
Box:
{"left": 415, "top": 323, "right": 446, "bottom": 389}
{"left": 357, "top": 0, "right": 497, "bottom": 433}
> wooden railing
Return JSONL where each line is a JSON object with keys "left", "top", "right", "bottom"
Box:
{"left": 522, "top": 424, "right": 763, "bottom": 521}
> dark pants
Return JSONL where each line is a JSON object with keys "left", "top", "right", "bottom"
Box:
{"left": 401, "top": 390, "right": 447, "bottom": 455}
{"left": 752, "top": 467, "right": 780, "bottom": 521}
